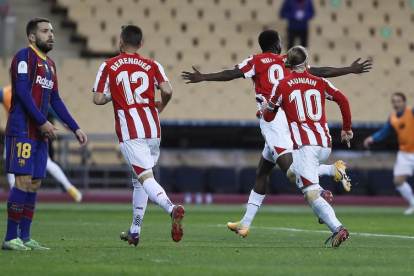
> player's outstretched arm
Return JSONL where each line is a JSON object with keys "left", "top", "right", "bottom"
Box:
{"left": 363, "top": 119, "right": 392, "bottom": 149}
{"left": 310, "top": 57, "right": 372, "bottom": 78}
{"left": 181, "top": 66, "right": 244, "bottom": 83}
{"left": 93, "top": 92, "right": 112, "bottom": 105}
{"left": 156, "top": 82, "right": 173, "bottom": 113}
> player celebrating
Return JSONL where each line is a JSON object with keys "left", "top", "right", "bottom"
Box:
{"left": 182, "top": 30, "right": 370, "bottom": 237}
{"left": 93, "top": 25, "right": 184, "bottom": 246}
{"left": 364, "top": 92, "right": 414, "bottom": 215}
{"left": 2, "top": 17, "right": 87, "bottom": 251}
{"left": 263, "top": 46, "right": 353, "bottom": 247}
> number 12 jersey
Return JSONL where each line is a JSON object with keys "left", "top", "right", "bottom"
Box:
{"left": 93, "top": 52, "right": 169, "bottom": 142}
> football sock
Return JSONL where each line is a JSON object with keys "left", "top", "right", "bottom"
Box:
{"left": 311, "top": 197, "right": 342, "bottom": 232}
{"left": 142, "top": 178, "right": 174, "bottom": 214}
{"left": 46, "top": 158, "right": 72, "bottom": 190}
{"left": 241, "top": 190, "right": 265, "bottom": 227}
{"left": 319, "top": 165, "right": 334, "bottom": 177}
{"left": 396, "top": 182, "right": 414, "bottom": 206}
{"left": 130, "top": 178, "right": 148, "bottom": 234}
{"left": 7, "top": 174, "right": 15, "bottom": 189}
{"left": 5, "top": 187, "right": 27, "bottom": 241}
{"left": 19, "top": 191, "right": 37, "bottom": 242}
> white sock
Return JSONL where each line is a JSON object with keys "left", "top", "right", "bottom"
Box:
{"left": 46, "top": 158, "right": 73, "bottom": 190}
{"left": 241, "top": 190, "right": 265, "bottom": 227}
{"left": 7, "top": 174, "right": 15, "bottom": 189}
{"left": 396, "top": 182, "right": 414, "bottom": 206}
{"left": 319, "top": 165, "right": 334, "bottom": 177}
{"left": 142, "top": 178, "right": 174, "bottom": 214}
{"left": 311, "top": 197, "right": 342, "bottom": 232}
{"left": 130, "top": 178, "right": 148, "bottom": 234}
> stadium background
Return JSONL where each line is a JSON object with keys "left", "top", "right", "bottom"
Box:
{"left": 0, "top": 0, "right": 413, "bottom": 200}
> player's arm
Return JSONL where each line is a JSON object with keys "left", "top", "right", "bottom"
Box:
{"left": 310, "top": 57, "right": 372, "bottom": 78}
{"left": 93, "top": 62, "right": 112, "bottom": 105}
{"left": 363, "top": 118, "right": 392, "bottom": 149}
{"left": 324, "top": 79, "right": 353, "bottom": 147}
{"left": 263, "top": 85, "right": 282, "bottom": 122}
{"left": 181, "top": 66, "right": 244, "bottom": 83}
{"left": 156, "top": 82, "right": 173, "bottom": 113}
{"left": 50, "top": 91, "right": 87, "bottom": 148}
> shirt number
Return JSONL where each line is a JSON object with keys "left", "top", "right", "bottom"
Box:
{"left": 16, "top": 142, "right": 31, "bottom": 159}
{"left": 268, "top": 64, "right": 285, "bottom": 85}
{"left": 289, "top": 89, "right": 322, "bottom": 122}
{"left": 116, "top": 71, "right": 149, "bottom": 105}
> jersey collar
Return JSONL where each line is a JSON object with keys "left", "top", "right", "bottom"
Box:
{"left": 29, "top": 45, "right": 47, "bottom": 60}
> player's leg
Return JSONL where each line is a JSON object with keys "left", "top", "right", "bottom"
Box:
{"left": 46, "top": 157, "right": 82, "bottom": 202}
{"left": 120, "top": 176, "right": 149, "bottom": 246}
{"left": 2, "top": 137, "right": 34, "bottom": 250}
{"left": 19, "top": 140, "right": 49, "bottom": 250}
{"left": 393, "top": 151, "right": 414, "bottom": 214}
{"left": 3, "top": 144, "right": 15, "bottom": 189}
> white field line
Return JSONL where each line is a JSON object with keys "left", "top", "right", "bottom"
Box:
{"left": 218, "top": 225, "right": 414, "bottom": 239}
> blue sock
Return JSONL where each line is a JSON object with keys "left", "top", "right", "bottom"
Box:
{"left": 5, "top": 187, "right": 27, "bottom": 241}
{"left": 19, "top": 192, "right": 37, "bottom": 242}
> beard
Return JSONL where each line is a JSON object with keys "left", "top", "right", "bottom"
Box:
{"left": 35, "top": 39, "right": 53, "bottom": 53}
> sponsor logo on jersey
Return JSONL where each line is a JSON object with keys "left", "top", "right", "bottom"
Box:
{"left": 36, "top": 76, "right": 54, "bottom": 89}
{"left": 37, "top": 63, "right": 43, "bottom": 67}
{"left": 18, "top": 61, "right": 28, "bottom": 74}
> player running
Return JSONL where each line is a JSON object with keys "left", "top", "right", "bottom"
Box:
{"left": 93, "top": 25, "right": 184, "bottom": 246}
{"left": 182, "top": 30, "right": 370, "bottom": 237}
{"left": 364, "top": 92, "right": 414, "bottom": 215}
{"left": 263, "top": 46, "right": 353, "bottom": 247}
{"left": 1, "top": 84, "right": 82, "bottom": 202}
{"left": 2, "top": 17, "right": 87, "bottom": 251}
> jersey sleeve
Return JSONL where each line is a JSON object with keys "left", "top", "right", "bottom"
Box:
{"left": 323, "top": 78, "right": 352, "bottom": 131}
{"left": 153, "top": 61, "right": 169, "bottom": 87}
{"left": 51, "top": 61, "right": 59, "bottom": 92}
{"left": 93, "top": 62, "right": 110, "bottom": 94}
{"left": 236, "top": 55, "right": 255, "bottom": 78}
{"left": 15, "top": 49, "right": 30, "bottom": 82}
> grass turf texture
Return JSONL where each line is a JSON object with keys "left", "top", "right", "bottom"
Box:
{"left": 0, "top": 203, "right": 413, "bottom": 275}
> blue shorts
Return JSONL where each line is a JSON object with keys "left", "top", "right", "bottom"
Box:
{"left": 5, "top": 136, "right": 48, "bottom": 179}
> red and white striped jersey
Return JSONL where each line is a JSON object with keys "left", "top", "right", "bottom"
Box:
{"left": 236, "top": 53, "right": 291, "bottom": 110}
{"left": 265, "top": 71, "right": 352, "bottom": 149}
{"left": 93, "top": 52, "right": 169, "bottom": 142}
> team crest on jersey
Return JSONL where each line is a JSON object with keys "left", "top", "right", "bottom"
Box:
{"left": 44, "top": 64, "right": 49, "bottom": 72}
{"left": 18, "top": 159, "right": 26, "bottom": 167}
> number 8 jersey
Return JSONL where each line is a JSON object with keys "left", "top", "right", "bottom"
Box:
{"left": 93, "top": 52, "right": 169, "bottom": 142}
{"left": 237, "top": 53, "right": 291, "bottom": 112}
{"left": 267, "top": 71, "right": 352, "bottom": 149}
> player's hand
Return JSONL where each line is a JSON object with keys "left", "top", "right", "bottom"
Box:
{"left": 350, "top": 57, "right": 372, "bottom": 74}
{"left": 260, "top": 100, "right": 268, "bottom": 113}
{"left": 363, "top": 136, "right": 374, "bottom": 149}
{"left": 40, "top": 121, "right": 59, "bottom": 141}
{"left": 155, "top": 100, "right": 165, "bottom": 113}
{"left": 341, "top": 130, "right": 353, "bottom": 148}
{"left": 181, "top": 66, "right": 205, "bottom": 84}
{"left": 75, "top": 129, "right": 88, "bottom": 149}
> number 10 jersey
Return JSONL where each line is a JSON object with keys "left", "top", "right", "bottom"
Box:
{"left": 93, "top": 52, "right": 169, "bottom": 142}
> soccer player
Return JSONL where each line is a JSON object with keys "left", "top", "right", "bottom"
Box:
{"left": 93, "top": 25, "right": 184, "bottom": 246}
{"left": 263, "top": 46, "right": 353, "bottom": 247}
{"left": 1, "top": 84, "right": 82, "bottom": 202}
{"left": 2, "top": 17, "right": 87, "bottom": 251}
{"left": 182, "top": 30, "right": 371, "bottom": 237}
{"left": 364, "top": 92, "right": 414, "bottom": 215}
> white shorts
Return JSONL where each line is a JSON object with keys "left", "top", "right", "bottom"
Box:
{"left": 260, "top": 109, "right": 294, "bottom": 163}
{"left": 119, "top": 138, "right": 161, "bottom": 178}
{"left": 290, "top": 145, "right": 331, "bottom": 193}
{"left": 394, "top": 151, "right": 414, "bottom": 177}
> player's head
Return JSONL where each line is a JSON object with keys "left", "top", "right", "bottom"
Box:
{"left": 119, "top": 25, "right": 143, "bottom": 53}
{"left": 258, "top": 30, "right": 282, "bottom": 54}
{"left": 284, "top": 46, "right": 308, "bottom": 72}
{"left": 391, "top": 92, "right": 406, "bottom": 112}
{"left": 26, "top": 17, "right": 54, "bottom": 53}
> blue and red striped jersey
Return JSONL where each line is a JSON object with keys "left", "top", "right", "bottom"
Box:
{"left": 7, "top": 45, "right": 58, "bottom": 140}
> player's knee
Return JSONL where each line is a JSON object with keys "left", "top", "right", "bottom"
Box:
{"left": 138, "top": 171, "right": 154, "bottom": 184}
{"left": 393, "top": 176, "right": 406, "bottom": 186}
{"left": 286, "top": 169, "right": 296, "bottom": 185}
{"left": 29, "top": 179, "right": 42, "bottom": 192}
{"left": 304, "top": 189, "right": 320, "bottom": 205}
{"left": 14, "top": 175, "right": 32, "bottom": 191}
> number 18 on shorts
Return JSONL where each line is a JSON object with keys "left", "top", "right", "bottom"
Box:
{"left": 5, "top": 136, "right": 48, "bottom": 179}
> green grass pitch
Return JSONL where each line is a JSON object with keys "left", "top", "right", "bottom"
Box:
{"left": 0, "top": 203, "right": 413, "bottom": 275}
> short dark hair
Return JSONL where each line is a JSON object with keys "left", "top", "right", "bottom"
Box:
{"left": 120, "top": 25, "right": 143, "bottom": 47}
{"left": 26, "top": 17, "right": 50, "bottom": 37}
{"left": 392, "top": 92, "right": 406, "bottom": 102}
{"left": 258, "top": 30, "right": 281, "bottom": 52}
